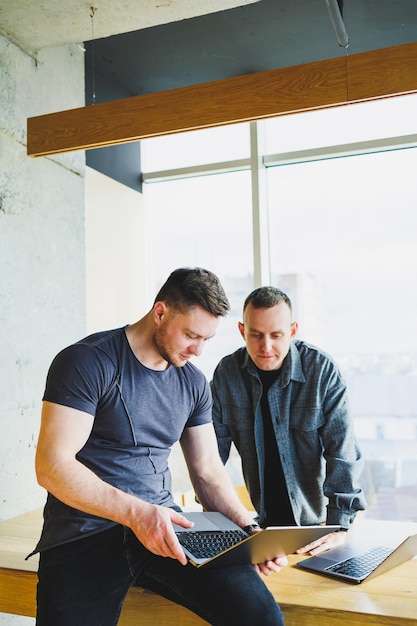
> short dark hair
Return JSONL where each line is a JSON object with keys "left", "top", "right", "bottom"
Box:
{"left": 243, "top": 286, "right": 292, "bottom": 314}
{"left": 154, "top": 267, "right": 230, "bottom": 317}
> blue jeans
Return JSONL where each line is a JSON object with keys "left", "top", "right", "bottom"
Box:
{"left": 36, "top": 524, "right": 285, "bottom": 625}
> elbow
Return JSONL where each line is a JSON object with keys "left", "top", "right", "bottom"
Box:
{"left": 35, "top": 449, "right": 55, "bottom": 492}
{"left": 35, "top": 457, "right": 49, "bottom": 490}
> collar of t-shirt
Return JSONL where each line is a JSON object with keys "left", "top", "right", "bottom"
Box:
{"left": 256, "top": 366, "right": 281, "bottom": 392}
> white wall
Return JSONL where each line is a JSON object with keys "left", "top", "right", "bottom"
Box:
{"left": 0, "top": 32, "right": 202, "bottom": 625}
{"left": 85, "top": 167, "right": 147, "bottom": 332}
{"left": 0, "top": 30, "right": 158, "bottom": 619}
{"left": 0, "top": 34, "right": 85, "bottom": 520}
{"left": 0, "top": 34, "right": 85, "bottom": 626}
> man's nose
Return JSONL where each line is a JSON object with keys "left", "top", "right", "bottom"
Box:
{"left": 189, "top": 339, "right": 204, "bottom": 356}
{"left": 260, "top": 336, "right": 272, "bottom": 351}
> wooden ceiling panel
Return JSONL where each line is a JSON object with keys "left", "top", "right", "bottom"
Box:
{"left": 27, "top": 43, "right": 417, "bottom": 157}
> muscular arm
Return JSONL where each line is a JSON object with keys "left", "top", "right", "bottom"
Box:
{"left": 180, "top": 423, "right": 254, "bottom": 528}
{"left": 180, "top": 423, "right": 287, "bottom": 575}
{"left": 35, "top": 401, "right": 193, "bottom": 564}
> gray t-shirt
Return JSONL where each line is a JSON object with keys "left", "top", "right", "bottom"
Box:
{"left": 34, "top": 326, "right": 212, "bottom": 553}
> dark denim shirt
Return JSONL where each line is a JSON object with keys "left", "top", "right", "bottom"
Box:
{"left": 211, "top": 341, "right": 366, "bottom": 529}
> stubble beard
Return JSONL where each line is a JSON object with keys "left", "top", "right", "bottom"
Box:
{"left": 153, "top": 327, "right": 185, "bottom": 368}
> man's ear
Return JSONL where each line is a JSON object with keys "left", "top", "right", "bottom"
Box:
{"left": 238, "top": 321, "right": 245, "bottom": 339}
{"left": 154, "top": 301, "right": 168, "bottom": 324}
{"left": 290, "top": 321, "right": 299, "bottom": 339}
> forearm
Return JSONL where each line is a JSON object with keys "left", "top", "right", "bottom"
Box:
{"left": 182, "top": 424, "right": 255, "bottom": 528}
{"left": 36, "top": 403, "right": 193, "bottom": 564}
{"left": 322, "top": 384, "right": 367, "bottom": 522}
{"left": 36, "top": 454, "right": 148, "bottom": 529}
{"left": 323, "top": 441, "right": 366, "bottom": 523}
{"left": 192, "top": 465, "right": 255, "bottom": 529}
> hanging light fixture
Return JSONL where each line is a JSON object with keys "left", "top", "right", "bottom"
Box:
{"left": 324, "top": 0, "right": 349, "bottom": 48}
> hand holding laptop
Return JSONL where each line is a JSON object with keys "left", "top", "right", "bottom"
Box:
{"left": 248, "top": 527, "right": 289, "bottom": 576}
{"left": 235, "top": 525, "right": 289, "bottom": 576}
{"left": 173, "top": 512, "right": 339, "bottom": 571}
{"left": 132, "top": 504, "right": 195, "bottom": 566}
{"left": 254, "top": 554, "right": 288, "bottom": 576}
{"left": 295, "top": 528, "right": 348, "bottom": 556}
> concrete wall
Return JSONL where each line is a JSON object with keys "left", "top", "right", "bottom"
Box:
{"left": 0, "top": 35, "right": 86, "bottom": 522}
{"left": 0, "top": 33, "right": 149, "bottom": 624}
{"left": 0, "top": 34, "right": 85, "bottom": 626}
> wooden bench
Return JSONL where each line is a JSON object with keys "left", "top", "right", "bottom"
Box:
{"left": 1, "top": 509, "right": 417, "bottom": 625}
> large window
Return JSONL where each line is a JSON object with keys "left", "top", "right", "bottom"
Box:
{"left": 143, "top": 170, "right": 253, "bottom": 375}
{"left": 141, "top": 95, "right": 417, "bottom": 521}
{"left": 266, "top": 149, "right": 417, "bottom": 523}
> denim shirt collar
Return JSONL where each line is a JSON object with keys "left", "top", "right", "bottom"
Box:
{"left": 240, "top": 341, "right": 306, "bottom": 387}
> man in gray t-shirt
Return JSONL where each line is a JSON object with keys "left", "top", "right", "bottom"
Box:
{"left": 32, "top": 268, "right": 287, "bottom": 626}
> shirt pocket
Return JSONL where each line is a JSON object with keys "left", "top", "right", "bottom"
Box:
{"left": 289, "top": 407, "right": 325, "bottom": 459}
{"left": 221, "top": 403, "right": 255, "bottom": 430}
{"left": 289, "top": 406, "right": 325, "bottom": 431}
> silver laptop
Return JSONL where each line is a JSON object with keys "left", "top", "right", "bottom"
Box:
{"left": 297, "top": 533, "right": 417, "bottom": 583}
{"left": 173, "top": 511, "right": 339, "bottom": 568}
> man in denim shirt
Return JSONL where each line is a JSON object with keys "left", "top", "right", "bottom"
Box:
{"left": 212, "top": 286, "right": 366, "bottom": 556}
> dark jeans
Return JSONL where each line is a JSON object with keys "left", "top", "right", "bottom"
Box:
{"left": 36, "top": 525, "right": 285, "bottom": 626}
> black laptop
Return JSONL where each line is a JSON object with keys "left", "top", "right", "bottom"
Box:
{"left": 173, "top": 511, "right": 339, "bottom": 568}
{"left": 297, "top": 533, "right": 417, "bottom": 583}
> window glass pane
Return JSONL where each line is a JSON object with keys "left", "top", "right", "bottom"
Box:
{"left": 143, "top": 170, "right": 252, "bottom": 378}
{"left": 267, "top": 147, "right": 417, "bottom": 521}
{"left": 264, "top": 93, "right": 417, "bottom": 153}
{"left": 141, "top": 122, "right": 250, "bottom": 172}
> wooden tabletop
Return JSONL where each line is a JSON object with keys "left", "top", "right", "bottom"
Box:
{"left": 1, "top": 509, "right": 417, "bottom": 625}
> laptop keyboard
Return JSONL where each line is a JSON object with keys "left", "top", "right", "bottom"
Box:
{"left": 176, "top": 529, "right": 248, "bottom": 559}
{"left": 325, "top": 545, "right": 393, "bottom": 577}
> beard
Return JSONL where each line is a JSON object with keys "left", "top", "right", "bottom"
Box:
{"left": 153, "top": 325, "right": 186, "bottom": 368}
